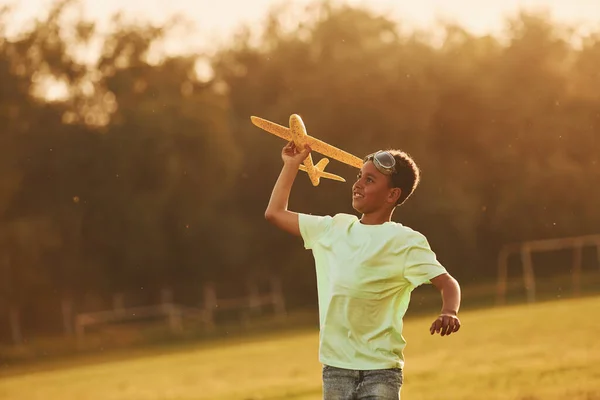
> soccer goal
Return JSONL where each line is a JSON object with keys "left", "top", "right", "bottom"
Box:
{"left": 496, "top": 234, "right": 600, "bottom": 305}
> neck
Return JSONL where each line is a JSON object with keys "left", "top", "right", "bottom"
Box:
{"left": 360, "top": 208, "right": 395, "bottom": 225}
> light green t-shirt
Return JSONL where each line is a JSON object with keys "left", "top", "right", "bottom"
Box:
{"left": 298, "top": 213, "right": 447, "bottom": 370}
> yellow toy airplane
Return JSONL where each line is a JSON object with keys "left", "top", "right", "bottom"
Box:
{"left": 250, "top": 114, "right": 363, "bottom": 186}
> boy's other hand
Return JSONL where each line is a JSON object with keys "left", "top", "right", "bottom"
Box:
{"left": 429, "top": 313, "right": 461, "bottom": 336}
{"left": 282, "top": 141, "right": 311, "bottom": 166}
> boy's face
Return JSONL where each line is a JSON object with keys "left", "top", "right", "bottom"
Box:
{"left": 352, "top": 161, "right": 399, "bottom": 214}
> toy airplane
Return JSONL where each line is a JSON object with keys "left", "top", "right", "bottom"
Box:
{"left": 250, "top": 114, "right": 363, "bottom": 186}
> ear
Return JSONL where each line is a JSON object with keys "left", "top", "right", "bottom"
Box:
{"left": 388, "top": 187, "right": 401, "bottom": 204}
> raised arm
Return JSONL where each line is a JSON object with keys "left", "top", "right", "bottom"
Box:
{"left": 264, "top": 141, "right": 311, "bottom": 236}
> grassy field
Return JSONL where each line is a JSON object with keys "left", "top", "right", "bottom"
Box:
{"left": 0, "top": 295, "right": 599, "bottom": 400}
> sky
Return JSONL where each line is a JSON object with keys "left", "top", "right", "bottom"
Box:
{"left": 5, "top": 0, "right": 600, "bottom": 55}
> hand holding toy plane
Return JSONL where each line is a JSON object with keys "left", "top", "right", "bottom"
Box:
{"left": 250, "top": 114, "right": 362, "bottom": 186}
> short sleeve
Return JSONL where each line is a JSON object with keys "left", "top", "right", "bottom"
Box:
{"left": 403, "top": 235, "right": 447, "bottom": 287}
{"left": 298, "top": 213, "right": 333, "bottom": 249}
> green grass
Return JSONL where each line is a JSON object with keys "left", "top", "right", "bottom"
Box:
{"left": 0, "top": 295, "right": 599, "bottom": 400}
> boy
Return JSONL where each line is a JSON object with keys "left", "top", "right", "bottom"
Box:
{"left": 264, "top": 141, "right": 462, "bottom": 399}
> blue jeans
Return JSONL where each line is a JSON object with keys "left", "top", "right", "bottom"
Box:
{"left": 322, "top": 365, "right": 403, "bottom": 399}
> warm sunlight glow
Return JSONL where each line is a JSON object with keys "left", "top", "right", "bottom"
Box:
{"left": 7, "top": 0, "right": 598, "bottom": 101}
{"left": 6, "top": 0, "right": 600, "bottom": 52}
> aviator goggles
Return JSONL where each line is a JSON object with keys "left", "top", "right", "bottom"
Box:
{"left": 364, "top": 150, "right": 397, "bottom": 175}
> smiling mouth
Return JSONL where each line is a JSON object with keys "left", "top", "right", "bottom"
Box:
{"left": 353, "top": 192, "right": 364, "bottom": 199}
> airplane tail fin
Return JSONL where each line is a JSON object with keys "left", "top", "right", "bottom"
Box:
{"left": 298, "top": 158, "right": 346, "bottom": 185}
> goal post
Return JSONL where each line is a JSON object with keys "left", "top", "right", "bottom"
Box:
{"left": 496, "top": 234, "right": 600, "bottom": 305}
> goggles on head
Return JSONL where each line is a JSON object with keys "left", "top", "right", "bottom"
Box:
{"left": 364, "top": 150, "right": 396, "bottom": 175}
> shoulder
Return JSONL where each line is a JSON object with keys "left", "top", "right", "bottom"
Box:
{"left": 317, "top": 213, "right": 359, "bottom": 232}
{"left": 331, "top": 213, "right": 359, "bottom": 225}
{"left": 301, "top": 213, "right": 358, "bottom": 232}
{"left": 298, "top": 213, "right": 333, "bottom": 234}
{"left": 389, "top": 223, "right": 431, "bottom": 247}
{"left": 298, "top": 213, "right": 357, "bottom": 249}
{"left": 297, "top": 212, "right": 357, "bottom": 231}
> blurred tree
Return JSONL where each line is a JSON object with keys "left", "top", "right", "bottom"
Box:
{"left": 86, "top": 16, "right": 242, "bottom": 296}
{"left": 0, "top": 0, "right": 93, "bottom": 340}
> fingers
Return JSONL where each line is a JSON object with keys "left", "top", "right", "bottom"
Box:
{"left": 441, "top": 315, "right": 458, "bottom": 336}
{"left": 443, "top": 316, "right": 454, "bottom": 336}
{"left": 283, "top": 141, "right": 311, "bottom": 158}
{"left": 300, "top": 144, "right": 312, "bottom": 156}
{"left": 430, "top": 318, "right": 441, "bottom": 335}
{"left": 453, "top": 317, "right": 461, "bottom": 333}
{"left": 440, "top": 316, "right": 450, "bottom": 336}
{"left": 283, "top": 141, "right": 296, "bottom": 152}
{"left": 282, "top": 142, "right": 296, "bottom": 158}
{"left": 430, "top": 315, "right": 461, "bottom": 336}
{"left": 440, "top": 316, "right": 448, "bottom": 336}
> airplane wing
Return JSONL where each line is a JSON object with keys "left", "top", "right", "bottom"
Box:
{"left": 304, "top": 136, "right": 364, "bottom": 169}
{"left": 250, "top": 115, "right": 363, "bottom": 169}
{"left": 250, "top": 116, "right": 292, "bottom": 141}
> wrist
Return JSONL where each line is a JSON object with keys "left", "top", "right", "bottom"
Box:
{"left": 283, "top": 160, "right": 302, "bottom": 169}
{"left": 440, "top": 309, "right": 458, "bottom": 316}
